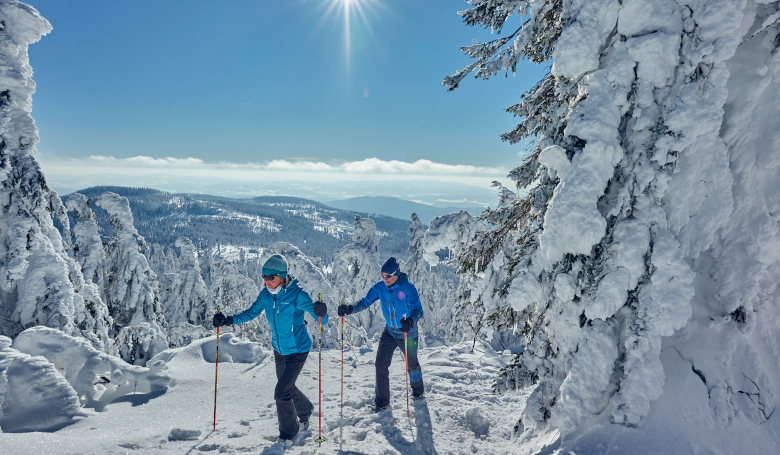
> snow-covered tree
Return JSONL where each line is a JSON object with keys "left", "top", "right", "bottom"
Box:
{"left": 161, "top": 237, "right": 209, "bottom": 327}
{"left": 0, "top": 2, "right": 113, "bottom": 353}
{"left": 421, "top": 210, "right": 490, "bottom": 345}
{"left": 65, "top": 193, "right": 108, "bottom": 300}
{"left": 405, "top": 213, "right": 456, "bottom": 342}
{"left": 208, "top": 251, "right": 267, "bottom": 347}
{"left": 331, "top": 215, "right": 384, "bottom": 346}
{"left": 443, "top": 0, "right": 780, "bottom": 443}
{"left": 94, "top": 192, "right": 167, "bottom": 364}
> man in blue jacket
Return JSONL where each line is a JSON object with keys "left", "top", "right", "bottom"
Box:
{"left": 338, "top": 257, "right": 424, "bottom": 412}
{"left": 213, "top": 254, "right": 327, "bottom": 442}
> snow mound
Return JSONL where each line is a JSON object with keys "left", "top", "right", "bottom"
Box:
{"left": 0, "top": 335, "right": 83, "bottom": 433}
{"left": 152, "top": 333, "right": 268, "bottom": 366}
{"left": 167, "top": 322, "right": 213, "bottom": 349}
{"left": 465, "top": 407, "right": 491, "bottom": 437}
{"left": 11, "top": 327, "right": 172, "bottom": 412}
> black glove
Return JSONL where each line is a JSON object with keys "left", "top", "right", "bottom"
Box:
{"left": 213, "top": 313, "right": 233, "bottom": 328}
{"left": 337, "top": 304, "right": 353, "bottom": 316}
{"left": 313, "top": 301, "right": 327, "bottom": 318}
{"left": 400, "top": 316, "right": 414, "bottom": 333}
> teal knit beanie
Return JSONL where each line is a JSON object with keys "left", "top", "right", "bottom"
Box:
{"left": 262, "top": 254, "right": 288, "bottom": 278}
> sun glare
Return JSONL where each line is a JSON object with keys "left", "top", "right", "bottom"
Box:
{"left": 320, "top": 0, "right": 384, "bottom": 71}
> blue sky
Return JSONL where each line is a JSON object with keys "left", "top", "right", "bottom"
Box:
{"left": 30, "top": 0, "right": 547, "bottom": 191}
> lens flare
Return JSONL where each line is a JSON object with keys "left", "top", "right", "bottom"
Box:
{"left": 319, "top": 0, "right": 384, "bottom": 71}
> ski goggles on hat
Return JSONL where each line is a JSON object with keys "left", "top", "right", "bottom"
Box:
{"left": 381, "top": 271, "right": 398, "bottom": 279}
{"left": 262, "top": 274, "right": 280, "bottom": 280}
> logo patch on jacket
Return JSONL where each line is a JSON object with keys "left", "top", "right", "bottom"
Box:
{"left": 398, "top": 291, "right": 405, "bottom": 300}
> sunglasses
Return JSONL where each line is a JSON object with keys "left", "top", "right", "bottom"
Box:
{"left": 262, "top": 274, "right": 280, "bottom": 280}
{"left": 381, "top": 272, "right": 397, "bottom": 279}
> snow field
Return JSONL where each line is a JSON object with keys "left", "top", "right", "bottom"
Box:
{"left": 0, "top": 333, "right": 526, "bottom": 454}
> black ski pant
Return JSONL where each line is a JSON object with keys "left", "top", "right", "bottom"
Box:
{"left": 273, "top": 350, "right": 313, "bottom": 440}
{"left": 375, "top": 329, "right": 424, "bottom": 409}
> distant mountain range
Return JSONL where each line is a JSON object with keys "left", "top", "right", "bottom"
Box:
{"left": 323, "top": 196, "right": 482, "bottom": 226}
{"left": 46, "top": 174, "right": 499, "bottom": 209}
{"left": 62, "top": 187, "right": 414, "bottom": 263}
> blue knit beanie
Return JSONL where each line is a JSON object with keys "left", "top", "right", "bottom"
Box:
{"left": 262, "top": 254, "right": 288, "bottom": 278}
{"left": 381, "top": 257, "right": 400, "bottom": 276}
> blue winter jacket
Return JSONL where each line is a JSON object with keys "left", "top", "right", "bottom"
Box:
{"left": 352, "top": 273, "right": 423, "bottom": 339}
{"left": 231, "top": 277, "right": 328, "bottom": 355}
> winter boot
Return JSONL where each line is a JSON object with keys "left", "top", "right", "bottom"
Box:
{"left": 373, "top": 404, "right": 390, "bottom": 413}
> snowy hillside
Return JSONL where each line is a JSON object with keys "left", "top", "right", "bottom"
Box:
{"left": 1, "top": 331, "right": 523, "bottom": 455}
{"left": 68, "top": 186, "right": 414, "bottom": 263}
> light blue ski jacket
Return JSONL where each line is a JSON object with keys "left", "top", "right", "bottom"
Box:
{"left": 352, "top": 273, "right": 423, "bottom": 339}
{"left": 231, "top": 277, "right": 328, "bottom": 355}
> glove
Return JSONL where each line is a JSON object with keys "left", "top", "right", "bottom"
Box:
{"left": 400, "top": 316, "right": 414, "bottom": 333}
{"left": 313, "top": 301, "right": 327, "bottom": 318}
{"left": 337, "top": 304, "right": 353, "bottom": 316}
{"left": 212, "top": 313, "right": 233, "bottom": 328}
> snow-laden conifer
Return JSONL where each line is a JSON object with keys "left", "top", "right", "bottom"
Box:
{"left": 65, "top": 193, "right": 107, "bottom": 295}
{"left": 208, "top": 251, "right": 268, "bottom": 347}
{"left": 405, "top": 213, "right": 456, "bottom": 342}
{"left": 162, "top": 238, "right": 209, "bottom": 328}
{"left": 94, "top": 192, "right": 167, "bottom": 364}
{"left": 331, "top": 215, "right": 384, "bottom": 346}
{"left": 421, "top": 210, "right": 493, "bottom": 346}
{"left": 0, "top": 3, "right": 113, "bottom": 351}
{"left": 443, "top": 0, "right": 780, "bottom": 440}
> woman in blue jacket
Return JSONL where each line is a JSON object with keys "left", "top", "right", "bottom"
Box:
{"left": 337, "top": 257, "right": 424, "bottom": 412}
{"left": 213, "top": 254, "right": 327, "bottom": 442}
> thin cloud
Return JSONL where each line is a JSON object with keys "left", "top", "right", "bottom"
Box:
{"left": 87, "top": 155, "right": 205, "bottom": 166}
{"left": 74, "top": 156, "right": 507, "bottom": 176}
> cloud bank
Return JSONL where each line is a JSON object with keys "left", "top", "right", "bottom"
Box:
{"left": 74, "top": 156, "right": 507, "bottom": 176}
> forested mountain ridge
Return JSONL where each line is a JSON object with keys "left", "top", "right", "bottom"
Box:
{"left": 67, "top": 186, "right": 414, "bottom": 263}
{"left": 323, "top": 196, "right": 479, "bottom": 226}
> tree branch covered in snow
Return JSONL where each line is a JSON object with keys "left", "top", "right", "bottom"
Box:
{"left": 444, "top": 0, "right": 780, "bottom": 441}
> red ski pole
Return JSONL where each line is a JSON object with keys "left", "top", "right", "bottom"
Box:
{"left": 213, "top": 306, "right": 221, "bottom": 431}
{"left": 340, "top": 306, "right": 345, "bottom": 452}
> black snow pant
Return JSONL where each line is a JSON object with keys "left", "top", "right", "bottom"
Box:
{"left": 375, "top": 329, "right": 424, "bottom": 409}
{"left": 273, "top": 350, "right": 313, "bottom": 440}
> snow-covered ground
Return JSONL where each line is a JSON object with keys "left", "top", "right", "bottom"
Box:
{"left": 0, "top": 333, "right": 526, "bottom": 455}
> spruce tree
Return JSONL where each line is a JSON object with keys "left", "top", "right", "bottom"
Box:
{"left": 95, "top": 192, "right": 167, "bottom": 364}
{"left": 441, "top": 0, "right": 771, "bottom": 439}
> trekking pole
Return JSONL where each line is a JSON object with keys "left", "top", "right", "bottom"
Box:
{"left": 213, "top": 305, "right": 221, "bottom": 431}
{"left": 404, "top": 314, "right": 410, "bottom": 419}
{"left": 340, "top": 299, "right": 345, "bottom": 451}
{"left": 341, "top": 299, "right": 345, "bottom": 411}
{"left": 315, "top": 294, "right": 327, "bottom": 446}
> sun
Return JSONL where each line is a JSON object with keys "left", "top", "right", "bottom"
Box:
{"left": 319, "top": 0, "right": 385, "bottom": 70}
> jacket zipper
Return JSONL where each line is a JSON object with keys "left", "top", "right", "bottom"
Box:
{"left": 388, "top": 285, "right": 396, "bottom": 328}
{"left": 272, "top": 294, "right": 281, "bottom": 354}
